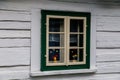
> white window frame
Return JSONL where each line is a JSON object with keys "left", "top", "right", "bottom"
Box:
{"left": 30, "top": 9, "right": 97, "bottom": 76}
{"left": 46, "top": 15, "right": 87, "bottom": 66}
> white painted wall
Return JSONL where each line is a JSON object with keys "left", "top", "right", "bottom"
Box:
{"left": 0, "top": 0, "right": 120, "bottom": 80}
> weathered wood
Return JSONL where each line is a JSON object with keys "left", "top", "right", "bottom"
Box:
{"left": 0, "top": 70, "right": 29, "bottom": 80}
{"left": 0, "top": 66, "right": 29, "bottom": 79}
{"left": 0, "top": 66, "right": 29, "bottom": 71}
{"left": 0, "top": 39, "right": 30, "bottom": 47}
{"left": 96, "top": 49, "right": 120, "bottom": 62}
{"left": 32, "top": 73, "right": 120, "bottom": 80}
{"left": 96, "top": 16, "right": 120, "bottom": 31}
{"left": 0, "top": 0, "right": 120, "bottom": 80}
{"left": 97, "top": 62, "right": 120, "bottom": 73}
{"left": 0, "top": 10, "right": 30, "bottom": 21}
{"left": 0, "top": 30, "right": 30, "bottom": 38}
{"left": 0, "top": 48, "right": 30, "bottom": 66}
{"left": 51, "top": 0, "right": 120, "bottom": 6}
{"left": 97, "top": 32, "right": 120, "bottom": 48}
{"left": 0, "top": 22, "right": 30, "bottom": 30}
{"left": 93, "top": 8, "right": 120, "bottom": 16}
{"left": 0, "top": 0, "right": 91, "bottom": 12}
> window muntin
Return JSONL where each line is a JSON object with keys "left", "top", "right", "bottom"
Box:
{"left": 46, "top": 15, "right": 86, "bottom": 66}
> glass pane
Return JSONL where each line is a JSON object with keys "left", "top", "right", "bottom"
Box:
{"left": 49, "top": 18, "right": 64, "bottom": 32}
{"left": 79, "top": 49, "right": 83, "bottom": 61}
{"left": 49, "top": 34, "right": 64, "bottom": 47}
{"left": 70, "top": 19, "right": 83, "bottom": 32}
{"left": 69, "top": 49, "right": 84, "bottom": 62}
{"left": 79, "top": 34, "right": 84, "bottom": 47}
{"left": 79, "top": 20, "right": 84, "bottom": 32}
{"left": 69, "top": 49, "right": 78, "bottom": 62}
{"left": 49, "top": 49, "right": 64, "bottom": 63}
{"left": 70, "top": 34, "right": 78, "bottom": 47}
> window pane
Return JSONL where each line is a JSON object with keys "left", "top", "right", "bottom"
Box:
{"left": 70, "top": 19, "right": 83, "bottom": 32}
{"left": 79, "top": 20, "right": 83, "bottom": 32}
{"left": 69, "top": 49, "right": 78, "bottom": 62}
{"left": 49, "top": 34, "right": 64, "bottom": 47}
{"left": 69, "top": 49, "right": 84, "bottom": 62}
{"left": 79, "top": 49, "right": 83, "bottom": 61}
{"left": 70, "top": 34, "right": 78, "bottom": 47}
{"left": 49, "top": 18, "right": 64, "bottom": 32}
{"left": 79, "top": 34, "right": 83, "bottom": 47}
{"left": 49, "top": 49, "right": 64, "bottom": 63}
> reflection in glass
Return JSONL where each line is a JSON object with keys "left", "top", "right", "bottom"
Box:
{"left": 79, "top": 34, "right": 83, "bottom": 47}
{"left": 49, "top": 49, "right": 64, "bottom": 63}
{"left": 69, "top": 49, "right": 84, "bottom": 62}
{"left": 49, "top": 34, "right": 60, "bottom": 47}
{"left": 69, "top": 49, "right": 78, "bottom": 62}
{"left": 49, "top": 18, "right": 64, "bottom": 32}
{"left": 49, "top": 34, "right": 64, "bottom": 47}
{"left": 70, "top": 19, "right": 83, "bottom": 32}
{"left": 70, "top": 34, "right": 78, "bottom": 46}
{"left": 79, "top": 20, "right": 83, "bottom": 32}
{"left": 79, "top": 49, "right": 83, "bottom": 61}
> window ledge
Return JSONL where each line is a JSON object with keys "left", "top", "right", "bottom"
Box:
{"left": 30, "top": 68, "right": 97, "bottom": 76}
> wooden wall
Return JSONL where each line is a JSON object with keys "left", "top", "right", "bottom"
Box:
{"left": 0, "top": 8, "right": 31, "bottom": 79}
{"left": 0, "top": 0, "right": 120, "bottom": 80}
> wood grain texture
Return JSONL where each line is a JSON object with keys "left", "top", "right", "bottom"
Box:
{"left": 97, "top": 32, "right": 120, "bottom": 48}
{"left": 31, "top": 73, "right": 120, "bottom": 80}
{"left": 0, "top": 30, "right": 30, "bottom": 38}
{"left": 0, "top": 70, "right": 29, "bottom": 80}
{"left": 0, "top": 66, "right": 29, "bottom": 71}
{"left": 52, "top": 0, "right": 120, "bottom": 4}
{"left": 97, "top": 61, "right": 120, "bottom": 73}
{"left": 0, "top": 10, "right": 30, "bottom": 21}
{"left": 0, "top": 39, "right": 30, "bottom": 47}
{"left": 92, "top": 8, "right": 120, "bottom": 16}
{"left": 96, "top": 16, "right": 120, "bottom": 31}
{"left": 0, "top": 0, "right": 120, "bottom": 80}
{"left": 97, "top": 49, "right": 120, "bottom": 62}
{"left": 0, "top": 48, "right": 30, "bottom": 66}
{"left": 0, "top": 22, "right": 30, "bottom": 30}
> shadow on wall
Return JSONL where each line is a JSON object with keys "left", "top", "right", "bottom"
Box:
{"left": 51, "top": 0, "right": 120, "bottom": 8}
{"left": 96, "top": 0, "right": 120, "bottom": 8}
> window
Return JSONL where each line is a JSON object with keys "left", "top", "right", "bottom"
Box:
{"left": 31, "top": 9, "right": 96, "bottom": 76}
{"left": 41, "top": 10, "right": 91, "bottom": 71}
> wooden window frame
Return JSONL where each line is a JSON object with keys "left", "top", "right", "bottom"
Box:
{"left": 30, "top": 9, "right": 97, "bottom": 76}
{"left": 41, "top": 10, "right": 91, "bottom": 71}
{"left": 46, "top": 15, "right": 87, "bottom": 66}
{"left": 46, "top": 15, "right": 66, "bottom": 66}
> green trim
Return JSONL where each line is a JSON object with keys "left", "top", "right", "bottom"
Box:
{"left": 41, "top": 10, "right": 91, "bottom": 71}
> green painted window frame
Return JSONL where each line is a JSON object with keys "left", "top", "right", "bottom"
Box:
{"left": 41, "top": 10, "right": 91, "bottom": 71}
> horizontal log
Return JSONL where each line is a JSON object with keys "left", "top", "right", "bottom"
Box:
{"left": 96, "top": 49, "right": 120, "bottom": 62}
{"left": 0, "top": 10, "right": 30, "bottom": 21}
{"left": 53, "top": 0, "right": 120, "bottom": 4}
{"left": 97, "top": 32, "right": 120, "bottom": 48}
{"left": 0, "top": 66, "right": 29, "bottom": 79}
{"left": 0, "top": 22, "right": 30, "bottom": 30}
{"left": 0, "top": 62, "right": 120, "bottom": 80}
{"left": 34, "top": 73, "right": 120, "bottom": 80}
{"left": 97, "top": 61, "right": 120, "bottom": 73}
{"left": 0, "top": 39, "right": 30, "bottom": 48}
{"left": 92, "top": 8, "right": 120, "bottom": 16}
{"left": 0, "top": 66, "right": 29, "bottom": 71}
{"left": 96, "top": 16, "right": 120, "bottom": 31}
{"left": 0, "top": 48, "right": 30, "bottom": 66}
{"left": 0, "top": 30, "right": 30, "bottom": 38}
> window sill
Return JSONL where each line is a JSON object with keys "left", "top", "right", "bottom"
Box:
{"left": 30, "top": 68, "right": 97, "bottom": 76}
